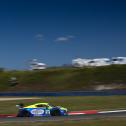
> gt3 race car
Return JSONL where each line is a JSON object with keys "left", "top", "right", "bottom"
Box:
{"left": 16, "top": 102, "right": 68, "bottom": 117}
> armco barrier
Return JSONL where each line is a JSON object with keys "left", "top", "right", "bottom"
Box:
{"left": 0, "top": 90, "right": 126, "bottom": 96}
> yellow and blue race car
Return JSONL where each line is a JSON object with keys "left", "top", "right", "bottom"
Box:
{"left": 16, "top": 102, "right": 68, "bottom": 117}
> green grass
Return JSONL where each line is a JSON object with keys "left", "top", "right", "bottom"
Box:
{"left": 0, "top": 96, "right": 126, "bottom": 114}
{"left": 0, "top": 65, "right": 126, "bottom": 92}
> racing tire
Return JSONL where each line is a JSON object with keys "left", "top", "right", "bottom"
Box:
{"left": 50, "top": 109, "right": 61, "bottom": 116}
{"left": 17, "top": 110, "right": 31, "bottom": 117}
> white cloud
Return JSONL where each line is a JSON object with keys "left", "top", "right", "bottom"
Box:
{"left": 67, "top": 35, "right": 75, "bottom": 38}
{"left": 56, "top": 37, "right": 69, "bottom": 41}
{"left": 55, "top": 35, "right": 75, "bottom": 42}
{"left": 35, "top": 34, "right": 44, "bottom": 40}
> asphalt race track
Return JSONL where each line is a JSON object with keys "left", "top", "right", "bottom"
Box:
{"left": 0, "top": 112, "right": 126, "bottom": 123}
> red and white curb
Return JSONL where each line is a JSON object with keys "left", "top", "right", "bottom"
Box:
{"left": 68, "top": 110, "right": 97, "bottom": 115}
{"left": 68, "top": 109, "right": 126, "bottom": 115}
{"left": 0, "top": 114, "right": 16, "bottom": 118}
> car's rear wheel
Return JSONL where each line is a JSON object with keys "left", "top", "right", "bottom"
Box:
{"left": 17, "top": 110, "right": 30, "bottom": 117}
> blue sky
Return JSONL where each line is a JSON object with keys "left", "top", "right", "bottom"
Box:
{"left": 0, "top": 0, "right": 126, "bottom": 69}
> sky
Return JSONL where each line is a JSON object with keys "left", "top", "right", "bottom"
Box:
{"left": 0, "top": 0, "right": 126, "bottom": 69}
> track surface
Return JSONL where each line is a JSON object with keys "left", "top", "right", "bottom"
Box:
{"left": 0, "top": 112, "right": 126, "bottom": 122}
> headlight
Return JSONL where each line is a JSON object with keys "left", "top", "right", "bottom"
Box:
{"left": 16, "top": 105, "right": 20, "bottom": 108}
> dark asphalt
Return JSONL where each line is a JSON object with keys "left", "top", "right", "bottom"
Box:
{"left": 0, "top": 112, "right": 126, "bottom": 122}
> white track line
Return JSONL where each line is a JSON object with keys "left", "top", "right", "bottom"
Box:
{"left": 98, "top": 110, "right": 126, "bottom": 114}
{"left": 0, "top": 97, "right": 41, "bottom": 101}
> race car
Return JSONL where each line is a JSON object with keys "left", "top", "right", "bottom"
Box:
{"left": 16, "top": 102, "right": 68, "bottom": 117}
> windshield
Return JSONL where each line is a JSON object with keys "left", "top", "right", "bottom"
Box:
{"left": 48, "top": 103, "right": 55, "bottom": 107}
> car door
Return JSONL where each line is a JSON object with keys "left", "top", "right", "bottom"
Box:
{"left": 30, "top": 104, "right": 50, "bottom": 116}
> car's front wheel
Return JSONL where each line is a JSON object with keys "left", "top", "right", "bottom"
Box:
{"left": 50, "top": 109, "right": 61, "bottom": 116}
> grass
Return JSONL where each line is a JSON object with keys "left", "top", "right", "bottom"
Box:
{"left": 0, "top": 65, "right": 126, "bottom": 92}
{"left": 0, "top": 96, "right": 126, "bottom": 114}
